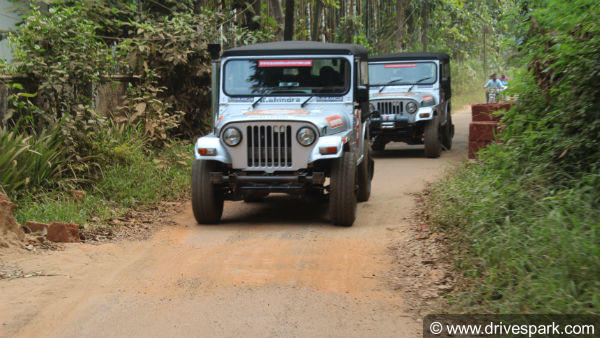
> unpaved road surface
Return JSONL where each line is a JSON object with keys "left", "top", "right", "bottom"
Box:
{"left": 1, "top": 109, "right": 469, "bottom": 338}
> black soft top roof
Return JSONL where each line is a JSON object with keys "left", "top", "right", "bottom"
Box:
{"left": 369, "top": 52, "right": 450, "bottom": 62}
{"left": 222, "top": 41, "right": 369, "bottom": 58}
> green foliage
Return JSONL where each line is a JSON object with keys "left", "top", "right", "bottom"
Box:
{"left": 1, "top": 0, "right": 271, "bottom": 197}
{"left": 499, "top": 0, "right": 600, "bottom": 181}
{"left": 0, "top": 126, "right": 65, "bottom": 195}
{"left": 427, "top": 162, "right": 599, "bottom": 313}
{"left": 14, "top": 141, "right": 193, "bottom": 226}
{"left": 9, "top": 4, "right": 117, "bottom": 119}
{"left": 426, "top": 0, "right": 600, "bottom": 314}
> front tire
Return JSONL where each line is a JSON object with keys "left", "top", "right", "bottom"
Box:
{"left": 191, "top": 160, "right": 224, "bottom": 224}
{"left": 357, "top": 141, "right": 373, "bottom": 202}
{"left": 329, "top": 151, "right": 357, "bottom": 226}
{"left": 424, "top": 116, "right": 442, "bottom": 158}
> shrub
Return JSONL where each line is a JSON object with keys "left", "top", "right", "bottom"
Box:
{"left": 0, "top": 126, "right": 64, "bottom": 195}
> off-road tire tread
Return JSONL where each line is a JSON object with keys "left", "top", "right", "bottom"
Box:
{"left": 424, "top": 116, "right": 442, "bottom": 158}
{"left": 191, "top": 160, "right": 224, "bottom": 224}
{"left": 357, "top": 142, "right": 373, "bottom": 202}
{"left": 442, "top": 112, "right": 453, "bottom": 151}
{"left": 329, "top": 152, "right": 357, "bottom": 226}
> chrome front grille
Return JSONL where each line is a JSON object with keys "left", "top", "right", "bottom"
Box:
{"left": 376, "top": 100, "right": 403, "bottom": 114}
{"left": 246, "top": 125, "right": 292, "bottom": 168}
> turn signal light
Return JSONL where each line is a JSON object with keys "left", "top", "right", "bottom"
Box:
{"left": 419, "top": 113, "right": 431, "bottom": 118}
{"left": 198, "top": 148, "right": 217, "bottom": 156}
{"left": 319, "top": 146, "right": 338, "bottom": 155}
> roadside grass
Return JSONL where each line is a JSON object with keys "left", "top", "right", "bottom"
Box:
{"left": 13, "top": 142, "right": 193, "bottom": 228}
{"left": 424, "top": 153, "right": 600, "bottom": 313}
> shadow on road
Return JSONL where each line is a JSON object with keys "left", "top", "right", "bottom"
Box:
{"left": 218, "top": 194, "right": 331, "bottom": 226}
{"left": 372, "top": 147, "right": 426, "bottom": 159}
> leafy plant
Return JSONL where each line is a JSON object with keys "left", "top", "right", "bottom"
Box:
{"left": 0, "top": 126, "right": 65, "bottom": 196}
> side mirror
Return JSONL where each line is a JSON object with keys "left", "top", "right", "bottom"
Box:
{"left": 356, "top": 87, "right": 369, "bottom": 102}
{"left": 208, "top": 43, "right": 221, "bottom": 60}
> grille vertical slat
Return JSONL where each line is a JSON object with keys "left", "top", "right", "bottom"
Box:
{"left": 280, "top": 126, "right": 285, "bottom": 167}
{"left": 259, "top": 126, "right": 264, "bottom": 166}
{"left": 247, "top": 126, "right": 251, "bottom": 167}
{"left": 283, "top": 126, "right": 287, "bottom": 166}
{"left": 286, "top": 126, "right": 292, "bottom": 166}
{"left": 273, "top": 126, "right": 279, "bottom": 166}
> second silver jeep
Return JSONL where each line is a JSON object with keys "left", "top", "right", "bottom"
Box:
{"left": 368, "top": 52, "right": 454, "bottom": 157}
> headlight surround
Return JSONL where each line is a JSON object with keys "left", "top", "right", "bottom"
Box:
{"left": 406, "top": 101, "right": 418, "bottom": 114}
{"left": 222, "top": 127, "right": 242, "bottom": 146}
{"left": 296, "top": 127, "right": 316, "bottom": 146}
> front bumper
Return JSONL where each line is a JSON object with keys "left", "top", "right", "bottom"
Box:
{"left": 210, "top": 172, "right": 325, "bottom": 185}
{"left": 210, "top": 171, "right": 326, "bottom": 195}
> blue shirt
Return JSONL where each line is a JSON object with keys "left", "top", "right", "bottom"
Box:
{"left": 484, "top": 79, "right": 504, "bottom": 88}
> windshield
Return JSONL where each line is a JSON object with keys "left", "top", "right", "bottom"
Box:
{"left": 223, "top": 58, "right": 350, "bottom": 96}
{"left": 368, "top": 62, "right": 437, "bottom": 86}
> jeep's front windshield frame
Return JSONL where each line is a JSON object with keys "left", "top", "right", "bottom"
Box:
{"left": 222, "top": 57, "right": 351, "bottom": 97}
{"left": 368, "top": 61, "right": 438, "bottom": 86}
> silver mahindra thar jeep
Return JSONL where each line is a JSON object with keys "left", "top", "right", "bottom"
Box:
{"left": 192, "top": 41, "right": 374, "bottom": 226}
{"left": 368, "top": 52, "right": 454, "bottom": 157}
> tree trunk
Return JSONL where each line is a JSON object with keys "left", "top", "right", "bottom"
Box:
{"left": 284, "top": 0, "right": 294, "bottom": 40}
{"left": 270, "top": 0, "right": 285, "bottom": 40}
{"left": 421, "top": 0, "right": 428, "bottom": 52}
{"left": 396, "top": 0, "right": 405, "bottom": 51}
{"left": 311, "top": 1, "right": 322, "bottom": 41}
{"left": 252, "top": 0, "right": 262, "bottom": 30}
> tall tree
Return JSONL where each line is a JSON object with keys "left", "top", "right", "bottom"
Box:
{"left": 284, "top": 0, "right": 294, "bottom": 40}
{"left": 269, "top": 0, "right": 284, "bottom": 40}
{"left": 396, "top": 0, "right": 405, "bottom": 51}
{"left": 311, "top": 0, "right": 322, "bottom": 41}
{"left": 421, "top": 0, "right": 428, "bottom": 51}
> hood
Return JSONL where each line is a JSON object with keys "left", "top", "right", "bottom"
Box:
{"left": 215, "top": 105, "right": 352, "bottom": 136}
{"left": 370, "top": 90, "right": 437, "bottom": 106}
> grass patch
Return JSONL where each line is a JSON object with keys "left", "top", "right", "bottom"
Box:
{"left": 424, "top": 158, "right": 600, "bottom": 314}
{"left": 13, "top": 142, "right": 193, "bottom": 228}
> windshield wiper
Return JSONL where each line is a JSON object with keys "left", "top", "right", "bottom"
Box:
{"left": 408, "top": 77, "right": 433, "bottom": 92}
{"left": 301, "top": 95, "right": 314, "bottom": 108}
{"left": 251, "top": 89, "right": 272, "bottom": 108}
{"left": 378, "top": 78, "right": 404, "bottom": 93}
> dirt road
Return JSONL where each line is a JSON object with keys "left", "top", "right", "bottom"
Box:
{"left": 0, "top": 109, "right": 469, "bottom": 338}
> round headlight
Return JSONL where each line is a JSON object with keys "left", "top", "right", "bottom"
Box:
{"left": 369, "top": 103, "right": 376, "bottom": 112}
{"left": 296, "top": 127, "right": 316, "bottom": 146}
{"left": 406, "top": 101, "right": 418, "bottom": 114}
{"left": 222, "top": 127, "right": 242, "bottom": 146}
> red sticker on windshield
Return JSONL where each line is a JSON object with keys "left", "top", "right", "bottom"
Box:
{"left": 258, "top": 60, "right": 312, "bottom": 67}
{"left": 384, "top": 63, "right": 417, "bottom": 68}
